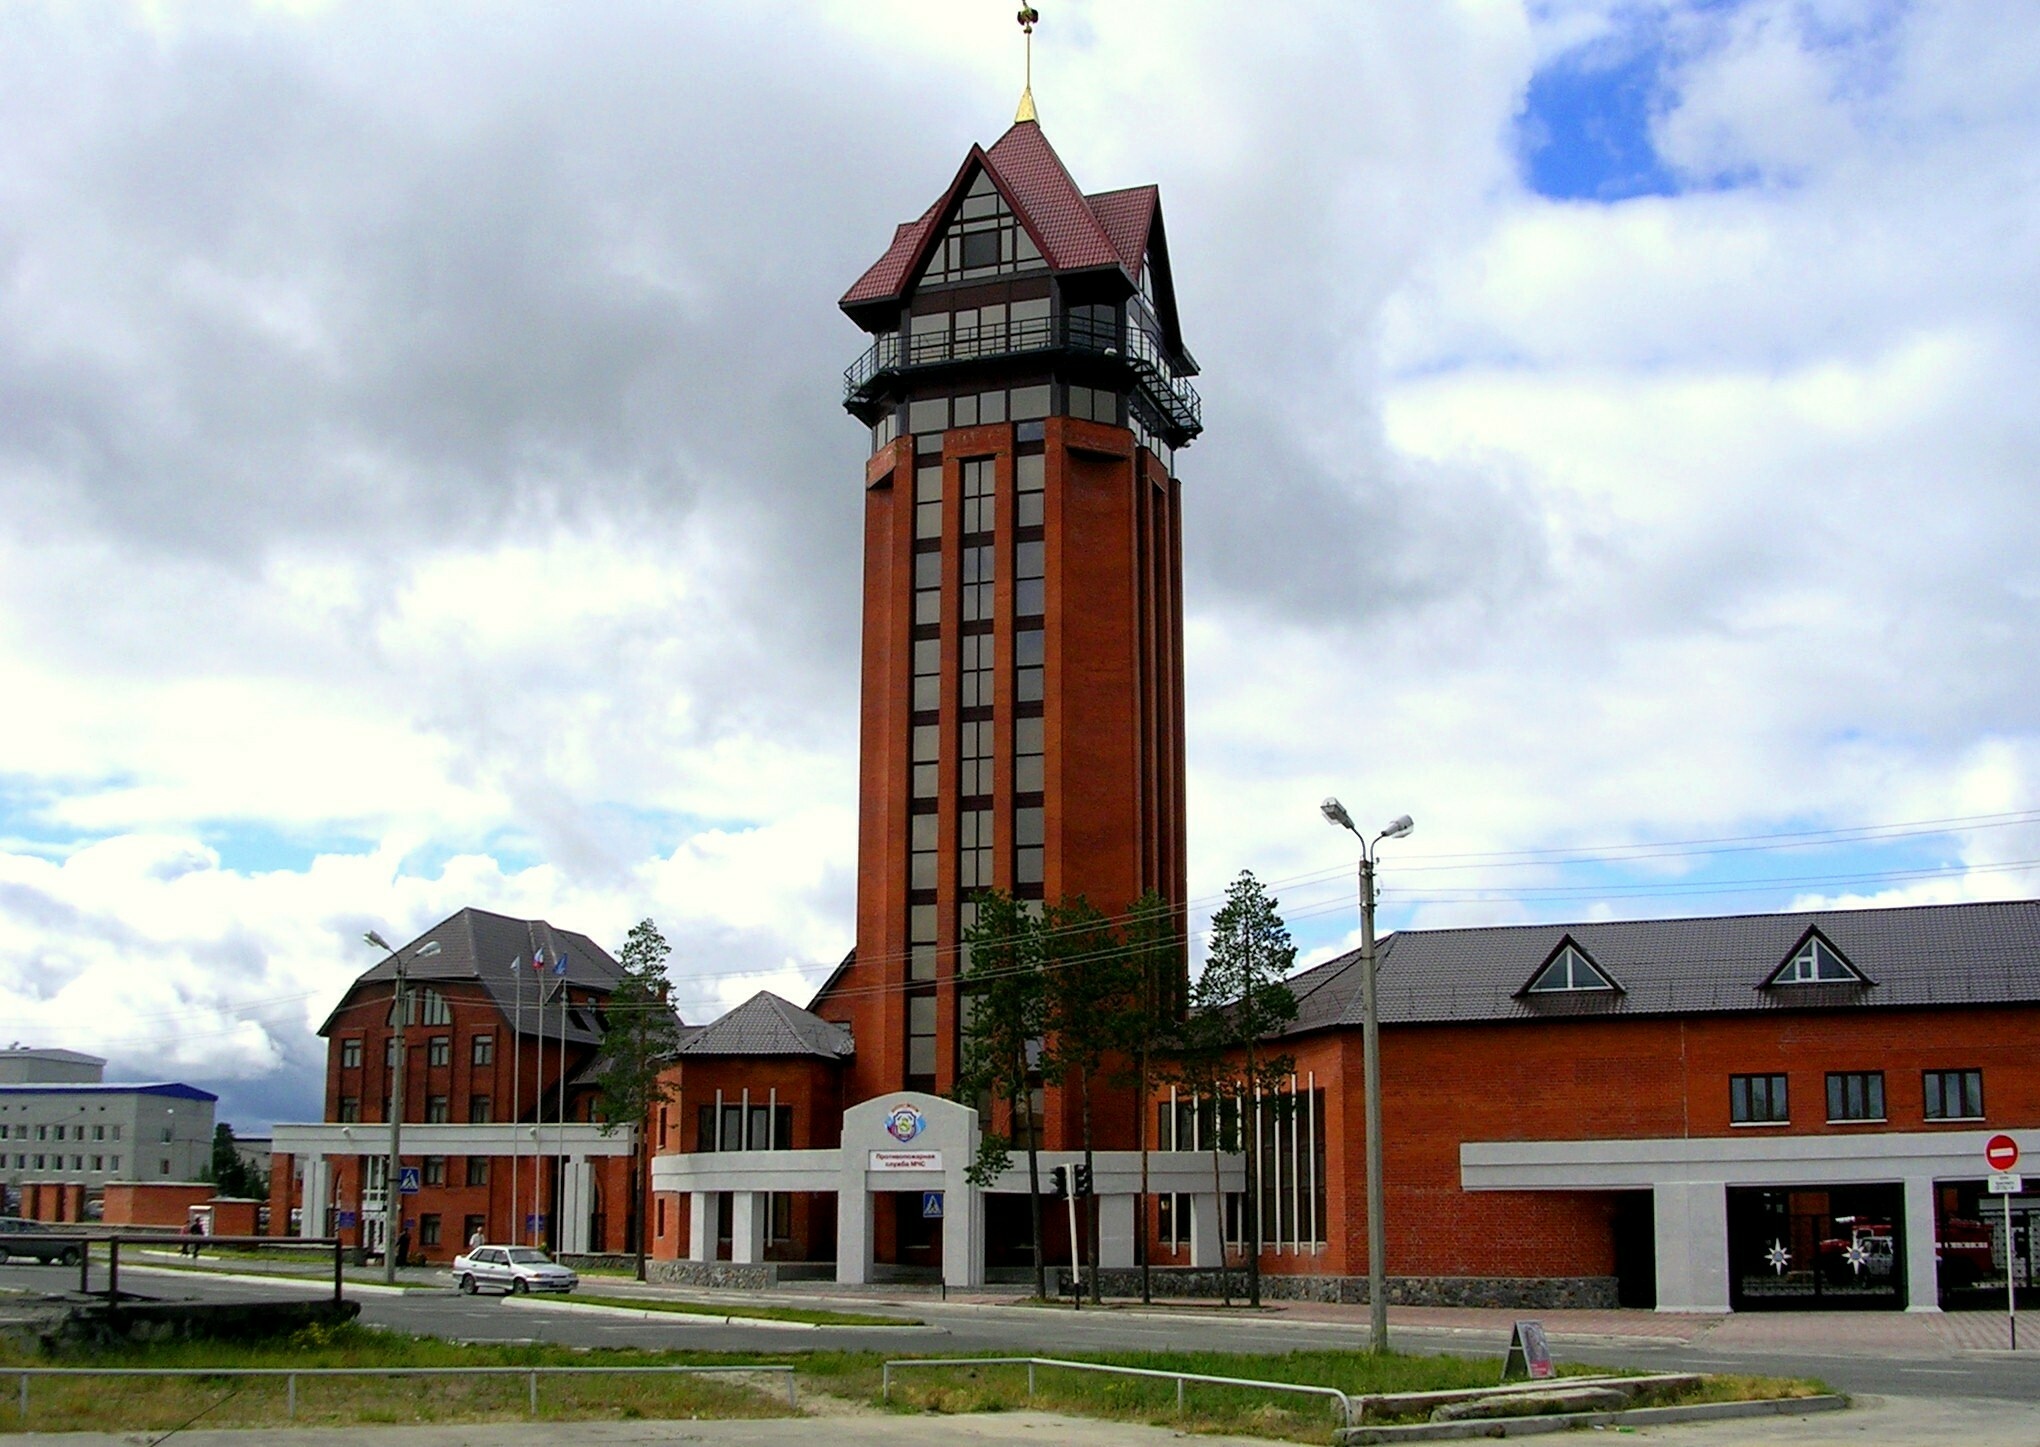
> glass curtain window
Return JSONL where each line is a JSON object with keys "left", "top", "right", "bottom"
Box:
{"left": 910, "top": 903, "right": 938, "bottom": 982}
{"left": 915, "top": 463, "right": 943, "bottom": 540}
{"left": 1016, "top": 452, "right": 1045, "bottom": 528}
{"left": 912, "top": 638, "right": 941, "bottom": 720}
{"left": 962, "top": 634, "right": 995, "bottom": 708}
{"left": 1015, "top": 539, "right": 1045, "bottom": 617}
{"left": 1014, "top": 715, "right": 1045, "bottom": 794}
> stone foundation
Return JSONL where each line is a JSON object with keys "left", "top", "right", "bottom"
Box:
{"left": 1053, "top": 1267, "right": 1618, "bottom": 1310}
{"left": 559, "top": 1252, "right": 636, "bottom": 1272}
{"left": 644, "top": 1259, "right": 781, "bottom": 1289}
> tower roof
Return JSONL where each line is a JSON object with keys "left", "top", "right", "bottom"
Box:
{"left": 841, "top": 121, "right": 1173, "bottom": 322}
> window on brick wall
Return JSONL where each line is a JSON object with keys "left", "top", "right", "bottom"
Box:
{"left": 419, "top": 1214, "right": 441, "bottom": 1247}
{"left": 424, "top": 1156, "right": 447, "bottom": 1186}
{"left": 340, "top": 1039, "right": 362, "bottom": 1069}
{"left": 1923, "top": 1069, "right": 1983, "bottom": 1121}
{"left": 1730, "top": 1073, "right": 1789, "bottom": 1124}
{"left": 465, "top": 1157, "right": 489, "bottom": 1186}
{"left": 468, "top": 1097, "right": 493, "bottom": 1124}
{"left": 425, "top": 1096, "right": 450, "bottom": 1124}
{"left": 428, "top": 1036, "right": 450, "bottom": 1067}
{"left": 471, "top": 1035, "right": 494, "bottom": 1067}
{"left": 1826, "top": 1071, "right": 1885, "bottom": 1122}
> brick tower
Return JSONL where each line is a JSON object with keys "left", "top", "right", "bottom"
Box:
{"left": 819, "top": 112, "right": 1200, "bottom": 1138}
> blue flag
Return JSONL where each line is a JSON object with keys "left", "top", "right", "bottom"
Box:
{"left": 553, "top": 951, "right": 569, "bottom": 976}
{"left": 509, "top": 955, "right": 522, "bottom": 976}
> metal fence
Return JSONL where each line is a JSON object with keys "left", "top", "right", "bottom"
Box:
{"left": 881, "top": 1355, "right": 1353, "bottom": 1427}
{"left": 13, "top": 1364, "right": 798, "bottom": 1422}
{"left": 66, "top": 1233, "right": 348, "bottom": 1304}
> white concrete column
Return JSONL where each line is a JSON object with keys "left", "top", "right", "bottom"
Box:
{"left": 1903, "top": 1174, "right": 1942, "bottom": 1312}
{"left": 1098, "top": 1194, "right": 1136, "bottom": 1268}
{"left": 689, "top": 1191, "right": 720, "bottom": 1263}
{"left": 303, "top": 1158, "right": 332, "bottom": 1237}
{"left": 837, "top": 1184, "right": 873, "bottom": 1284}
{"left": 1654, "top": 1181, "right": 1730, "bottom": 1312}
{"left": 939, "top": 1185, "right": 984, "bottom": 1288}
{"left": 730, "top": 1192, "right": 767, "bottom": 1264}
{"left": 561, "top": 1159, "right": 594, "bottom": 1254}
{"left": 1189, "top": 1193, "right": 1222, "bottom": 1269}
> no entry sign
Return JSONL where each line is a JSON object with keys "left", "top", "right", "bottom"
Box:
{"left": 1985, "top": 1134, "right": 2020, "bottom": 1172}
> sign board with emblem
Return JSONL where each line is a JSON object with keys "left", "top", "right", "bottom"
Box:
{"left": 923, "top": 1191, "right": 944, "bottom": 1219}
{"left": 1501, "top": 1320, "right": 1554, "bottom": 1382}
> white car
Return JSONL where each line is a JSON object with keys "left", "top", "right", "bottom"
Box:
{"left": 452, "top": 1244, "right": 579, "bottom": 1296}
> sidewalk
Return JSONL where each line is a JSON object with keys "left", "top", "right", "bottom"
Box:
{"left": 4, "top": 1393, "right": 2035, "bottom": 1447}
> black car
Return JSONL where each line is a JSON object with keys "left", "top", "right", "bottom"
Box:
{"left": 0, "top": 1217, "right": 85, "bottom": 1266}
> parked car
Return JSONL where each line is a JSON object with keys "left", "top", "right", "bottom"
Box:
{"left": 0, "top": 1217, "right": 86, "bottom": 1267}
{"left": 451, "top": 1244, "right": 578, "bottom": 1296}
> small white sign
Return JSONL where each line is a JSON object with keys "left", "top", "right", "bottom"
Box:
{"left": 870, "top": 1150, "right": 942, "bottom": 1172}
{"left": 1989, "top": 1171, "right": 2023, "bottom": 1195}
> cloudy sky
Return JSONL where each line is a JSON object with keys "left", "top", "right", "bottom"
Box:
{"left": 2, "top": 0, "right": 2036, "bottom": 1131}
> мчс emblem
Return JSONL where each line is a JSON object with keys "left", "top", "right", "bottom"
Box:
{"left": 885, "top": 1104, "right": 926, "bottom": 1143}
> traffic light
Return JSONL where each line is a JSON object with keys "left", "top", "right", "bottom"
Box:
{"left": 1073, "top": 1163, "right": 1093, "bottom": 1198}
{"left": 1046, "top": 1165, "right": 1069, "bottom": 1200}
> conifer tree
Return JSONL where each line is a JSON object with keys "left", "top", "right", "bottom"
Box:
{"left": 596, "top": 917, "right": 683, "bottom": 1281}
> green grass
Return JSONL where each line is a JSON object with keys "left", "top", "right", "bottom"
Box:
{"left": 567, "top": 1294, "right": 921, "bottom": 1327}
{"left": 0, "top": 1324, "right": 798, "bottom": 1434}
{"left": 0, "top": 1326, "right": 1826, "bottom": 1442}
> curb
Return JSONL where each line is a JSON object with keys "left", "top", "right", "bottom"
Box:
{"left": 116, "top": 1263, "right": 417, "bottom": 1298}
{"left": 1333, "top": 1394, "right": 1848, "bottom": 1443}
{"left": 497, "top": 1297, "right": 844, "bottom": 1331}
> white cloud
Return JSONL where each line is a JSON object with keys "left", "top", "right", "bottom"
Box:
{"left": 1, "top": 0, "right": 2036, "bottom": 1126}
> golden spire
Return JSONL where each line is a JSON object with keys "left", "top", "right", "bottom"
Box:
{"left": 1015, "top": 6, "right": 1039, "bottom": 123}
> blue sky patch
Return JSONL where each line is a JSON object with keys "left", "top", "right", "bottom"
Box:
{"left": 1518, "top": 31, "right": 1680, "bottom": 201}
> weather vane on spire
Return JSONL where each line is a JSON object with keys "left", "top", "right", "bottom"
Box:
{"left": 1016, "top": 6, "right": 1040, "bottom": 123}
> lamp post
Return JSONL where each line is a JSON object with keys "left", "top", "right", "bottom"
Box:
{"left": 1321, "top": 800, "right": 1412, "bottom": 1354}
{"left": 364, "top": 930, "right": 441, "bottom": 1284}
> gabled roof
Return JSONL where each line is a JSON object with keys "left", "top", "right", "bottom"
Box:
{"left": 1282, "top": 899, "right": 2040, "bottom": 1036}
{"left": 840, "top": 120, "right": 1180, "bottom": 332}
{"left": 320, "top": 907, "right": 636, "bottom": 1046}
{"left": 680, "top": 991, "right": 852, "bottom": 1060}
{"left": 1518, "top": 937, "right": 1622, "bottom": 997}
{"left": 1762, "top": 924, "right": 1872, "bottom": 988}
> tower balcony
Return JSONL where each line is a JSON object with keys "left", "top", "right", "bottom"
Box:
{"left": 845, "top": 315, "right": 1203, "bottom": 444}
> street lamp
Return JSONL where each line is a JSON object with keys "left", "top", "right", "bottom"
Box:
{"left": 1321, "top": 799, "right": 1412, "bottom": 1353}
{"left": 364, "top": 930, "right": 441, "bottom": 1284}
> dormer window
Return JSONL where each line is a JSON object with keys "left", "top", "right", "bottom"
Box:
{"left": 1768, "top": 930, "right": 1866, "bottom": 986}
{"left": 920, "top": 170, "right": 1044, "bottom": 286}
{"left": 1524, "top": 941, "right": 1618, "bottom": 994}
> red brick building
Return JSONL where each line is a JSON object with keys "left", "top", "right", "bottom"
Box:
{"left": 269, "top": 908, "right": 652, "bottom": 1263}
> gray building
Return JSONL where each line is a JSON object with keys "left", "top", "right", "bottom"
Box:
{"left": 0, "top": 1046, "right": 217, "bottom": 1203}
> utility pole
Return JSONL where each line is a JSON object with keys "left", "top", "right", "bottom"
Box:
{"left": 365, "top": 931, "right": 440, "bottom": 1286}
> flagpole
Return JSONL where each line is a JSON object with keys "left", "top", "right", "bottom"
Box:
{"left": 529, "top": 949, "right": 545, "bottom": 1248}
{"left": 556, "top": 957, "right": 569, "bottom": 1254}
{"left": 509, "top": 957, "right": 521, "bottom": 1247}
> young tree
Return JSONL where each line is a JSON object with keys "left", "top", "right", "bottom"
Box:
{"left": 1113, "top": 889, "right": 1182, "bottom": 1304}
{"left": 209, "top": 1123, "right": 261, "bottom": 1198}
{"left": 1196, "top": 870, "right": 1299, "bottom": 1308}
{"left": 1040, "top": 894, "right": 1135, "bottom": 1302}
{"left": 955, "top": 891, "right": 1049, "bottom": 1298}
{"left": 595, "top": 917, "right": 685, "bottom": 1282}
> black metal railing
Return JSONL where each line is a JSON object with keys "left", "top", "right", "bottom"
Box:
{"left": 844, "top": 315, "right": 1202, "bottom": 440}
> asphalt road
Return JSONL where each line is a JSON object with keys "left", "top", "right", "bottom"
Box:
{"left": 13, "top": 1260, "right": 2036, "bottom": 1409}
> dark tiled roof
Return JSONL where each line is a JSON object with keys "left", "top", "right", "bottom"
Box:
{"left": 1084, "top": 185, "right": 1158, "bottom": 276}
{"left": 1283, "top": 899, "right": 2040, "bottom": 1037}
{"left": 323, "top": 907, "right": 634, "bottom": 1046}
{"left": 680, "top": 991, "right": 852, "bottom": 1060}
{"left": 841, "top": 122, "right": 1161, "bottom": 309}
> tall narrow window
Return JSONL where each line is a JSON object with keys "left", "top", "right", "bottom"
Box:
{"left": 912, "top": 637, "right": 941, "bottom": 719}
{"left": 961, "top": 458, "right": 995, "bottom": 535}
{"left": 909, "top": 903, "right": 938, "bottom": 983}
{"left": 1015, "top": 805, "right": 1045, "bottom": 887}
{"left": 914, "top": 548, "right": 941, "bottom": 625}
{"left": 1014, "top": 538, "right": 1045, "bottom": 618}
{"left": 915, "top": 463, "right": 943, "bottom": 540}
{"left": 907, "top": 994, "right": 937, "bottom": 1081}
{"left": 911, "top": 720, "right": 940, "bottom": 801}
{"left": 910, "top": 812, "right": 938, "bottom": 892}
{"left": 960, "top": 718, "right": 994, "bottom": 797}
{"left": 1015, "top": 452, "right": 1045, "bottom": 528}
{"left": 1014, "top": 715, "right": 1045, "bottom": 794}
{"left": 962, "top": 545, "right": 994, "bottom": 622}
{"left": 959, "top": 809, "right": 994, "bottom": 889}
{"left": 962, "top": 634, "right": 995, "bottom": 709}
